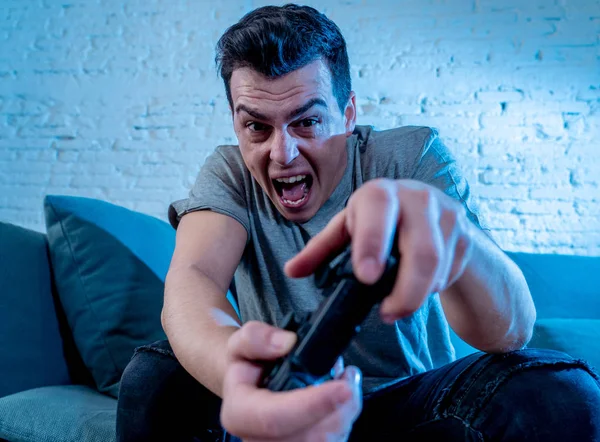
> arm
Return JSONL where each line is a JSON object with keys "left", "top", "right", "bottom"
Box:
{"left": 285, "top": 179, "right": 536, "bottom": 355}
{"left": 440, "top": 224, "right": 536, "bottom": 352}
{"left": 162, "top": 210, "right": 247, "bottom": 397}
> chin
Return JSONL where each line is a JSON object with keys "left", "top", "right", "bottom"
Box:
{"left": 277, "top": 204, "right": 318, "bottom": 223}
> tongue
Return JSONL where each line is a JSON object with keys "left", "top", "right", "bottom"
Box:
{"left": 282, "top": 182, "right": 306, "bottom": 202}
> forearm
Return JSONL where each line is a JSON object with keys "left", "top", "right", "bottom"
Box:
{"left": 440, "top": 223, "right": 536, "bottom": 353}
{"left": 162, "top": 265, "right": 240, "bottom": 397}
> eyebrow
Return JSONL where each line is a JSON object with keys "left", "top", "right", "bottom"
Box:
{"left": 235, "top": 98, "right": 328, "bottom": 122}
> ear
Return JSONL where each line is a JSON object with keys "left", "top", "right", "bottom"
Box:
{"left": 344, "top": 91, "right": 357, "bottom": 136}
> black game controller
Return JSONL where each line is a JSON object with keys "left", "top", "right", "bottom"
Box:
{"left": 262, "top": 244, "right": 400, "bottom": 392}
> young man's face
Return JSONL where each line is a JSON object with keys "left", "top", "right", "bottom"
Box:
{"left": 230, "top": 59, "right": 356, "bottom": 223}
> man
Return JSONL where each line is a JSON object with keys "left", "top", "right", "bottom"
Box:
{"left": 117, "top": 4, "right": 600, "bottom": 441}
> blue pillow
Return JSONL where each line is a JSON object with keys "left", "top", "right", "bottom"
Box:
{"left": 44, "top": 195, "right": 175, "bottom": 398}
{"left": 528, "top": 318, "right": 600, "bottom": 372}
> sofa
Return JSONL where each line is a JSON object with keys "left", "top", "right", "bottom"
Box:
{"left": 0, "top": 194, "right": 598, "bottom": 442}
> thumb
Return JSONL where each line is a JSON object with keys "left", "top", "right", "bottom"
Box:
{"left": 227, "top": 321, "right": 297, "bottom": 364}
{"left": 285, "top": 210, "right": 350, "bottom": 278}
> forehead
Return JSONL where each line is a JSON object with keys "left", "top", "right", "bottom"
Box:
{"left": 230, "top": 60, "right": 336, "bottom": 117}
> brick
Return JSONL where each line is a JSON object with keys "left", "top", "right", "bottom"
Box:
{"left": 484, "top": 213, "right": 523, "bottom": 230}
{"left": 476, "top": 184, "right": 528, "bottom": 200}
{"left": 16, "top": 147, "right": 58, "bottom": 161}
{"left": 479, "top": 114, "right": 526, "bottom": 128}
{"left": 521, "top": 214, "right": 597, "bottom": 232}
{"left": 12, "top": 172, "right": 50, "bottom": 185}
{"left": 2, "top": 160, "right": 51, "bottom": 173}
{"left": 574, "top": 200, "right": 600, "bottom": 216}
{"left": 480, "top": 142, "right": 567, "bottom": 158}
{"left": 0, "top": 149, "right": 17, "bottom": 161}
{"left": 476, "top": 90, "right": 525, "bottom": 103}
{"left": 508, "top": 100, "right": 592, "bottom": 115}
{"left": 483, "top": 167, "right": 572, "bottom": 186}
{"left": 49, "top": 174, "right": 72, "bottom": 186}
{"left": 135, "top": 176, "right": 180, "bottom": 189}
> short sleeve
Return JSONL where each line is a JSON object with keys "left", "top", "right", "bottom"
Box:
{"left": 168, "top": 145, "right": 250, "bottom": 235}
{"left": 411, "top": 130, "right": 490, "bottom": 232}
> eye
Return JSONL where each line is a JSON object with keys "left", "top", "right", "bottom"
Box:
{"left": 296, "top": 118, "right": 318, "bottom": 128}
{"left": 246, "top": 122, "right": 269, "bottom": 132}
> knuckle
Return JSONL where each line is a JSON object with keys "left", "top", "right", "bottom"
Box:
{"left": 360, "top": 230, "right": 385, "bottom": 255}
{"left": 414, "top": 242, "right": 441, "bottom": 270}
{"left": 396, "top": 299, "right": 421, "bottom": 316}
{"left": 366, "top": 177, "right": 390, "bottom": 188}
{"left": 226, "top": 331, "right": 240, "bottom": 360}
{"left": 352, "top": 179, "right": 395, "bottom": 206}
{"left": 227, "top": 321, "right": 263, "bottom": 358}
{"left": 406, "top": 296, "right": 425, "bottom": 312}
{"left": 369, "top": 182, "right": 396, "bottom": 205}
{"left": 455, "top": 234, "right": 473, "bottom": 260}
{"left": 240, "top": 320, "right": 264, "bottom": 342}
{"left": 441, "top": 207, "right": 458, "bottom": 230}
{"left": 415, "top": 188, "right": 434, "bottom": 207}
{"left": 242, "top": 320, "right": 263, "bottom": 336}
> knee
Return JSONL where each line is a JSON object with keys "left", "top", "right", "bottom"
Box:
{"left": 484, "top": 349, "right": 600, "bottom": 439}
{"left": 118, "top": 342, "right": 174, "bottom": 404}
{"left": 116, "top": 341, "right": 178, "bottom": 442}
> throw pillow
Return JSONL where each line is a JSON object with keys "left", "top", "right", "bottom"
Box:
{"left": 528, "top": 318, "right": 600, "bottom": 372}
{"left": 44, "top": 195, "right": 175, "bottom": 398}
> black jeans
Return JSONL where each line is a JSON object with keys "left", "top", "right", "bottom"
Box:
{"left": 116, "top": 339, "right": 600, "bottom": 441}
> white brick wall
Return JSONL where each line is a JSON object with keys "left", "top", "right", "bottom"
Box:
{"left": 1, "top": 0, "right": 598, "bottom": 255}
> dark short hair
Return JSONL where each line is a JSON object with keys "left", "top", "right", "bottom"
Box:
{"left": 216, "top": 4, "right": 351, "bottom": 114}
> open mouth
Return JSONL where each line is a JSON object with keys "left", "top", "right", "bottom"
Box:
{"left": 272, "top": 174, "right": 314, "bottom": 208}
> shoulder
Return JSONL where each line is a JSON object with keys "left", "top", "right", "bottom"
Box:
{"left": 201, "top": 144, "right": 250, "bottom": 182}
{"left": 210, "top": 144, "right": 245, "bottom": 168}
{"left": 372, "top": 125, "right": 437, "bottom": 144}
{"left": 355, "top": 125, "right": 442, "bottom": 179}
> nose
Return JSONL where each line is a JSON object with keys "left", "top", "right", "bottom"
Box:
{"left": 269, "top": 130, "right": 299, "bottom": 166}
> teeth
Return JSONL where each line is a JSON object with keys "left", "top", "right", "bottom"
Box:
{"left": 275, "top": 174, "right": 306, "bottom": 184}
{"left": 281, "top": 183, "right": 310, "bottom": 207}
{"left": 283, "top": 194, "right": 308, "bottom": 206}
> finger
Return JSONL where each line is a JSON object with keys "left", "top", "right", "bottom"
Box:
{"left": 306, "top": 366, "right": 363, "bottom": 440}
{"left": 341, "top": 365, "right": 362, "bottom": 420}
{"left": 227, "top": 321, "right": 297, "bottom": 365}
{"left": 380, "top": 189, "right": 441, "bottom": 320}
{"left": 284, "top": 210, "right": 350, "bottom": 278}
{"left": 347, "top": 179, "right": 399, "bottom": 285}
{"left": 222, "top": 378, "right": 353, "bottom": 439}
{"left": 332, "top": 356, "right": 345, "bottom": 379}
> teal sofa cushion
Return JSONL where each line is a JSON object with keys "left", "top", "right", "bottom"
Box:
{"left": 43, "top": 195, "right": 174, "bottom": 398}
{"left": 451, "top": 252, "right": 600, "bottom": 360}
{"left": 0, "top": 385, "right": 116, "bottom": 442}
{"left": 528, "top": 319, "right": 600, "bottom": 372}
{"left": 506, "top": 252, "right": 600, "bottom": 320}
{"left": 0, "top": 222, "right": 71, "bottom": 399}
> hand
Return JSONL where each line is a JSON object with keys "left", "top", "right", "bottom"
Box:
{"left": 285, "top": 178, "right": 474, "bottom": 323}
{"left": 220, "top": 321, "right": 363, "bottom": 442}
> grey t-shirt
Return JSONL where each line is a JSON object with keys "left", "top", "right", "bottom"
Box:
{"left": 169, "top": 125, "right": 487, "bottom": 393}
